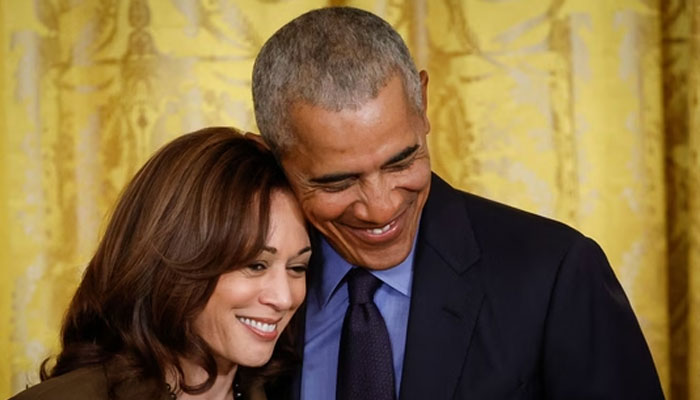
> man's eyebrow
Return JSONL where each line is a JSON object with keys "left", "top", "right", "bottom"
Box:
{"left": 382, "top": 144, "right": 419, "bottom": 167}
{"left": 309, "top": 172, "right": 359, "bottom": 185}
{"left": 308, "top": 144, "right": 420, "bottom": 185}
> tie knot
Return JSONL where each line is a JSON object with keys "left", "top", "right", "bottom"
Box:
{"left": 346, "top": 268, "right": 381, "bottom": 305}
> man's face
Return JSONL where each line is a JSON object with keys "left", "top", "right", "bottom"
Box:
{"left": 281, "top": 73, "right": 431, "bottom": 270}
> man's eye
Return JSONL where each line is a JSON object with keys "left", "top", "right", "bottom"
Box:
{"left": 388, "top": 160, "right": 414, "bottom": 172}
{"left": 321, "top": 183, "right": 351, "bottom": 193}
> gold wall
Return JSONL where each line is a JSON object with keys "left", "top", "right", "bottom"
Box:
{"left": 1, "top": 0, "right": 697, "bottom": 398}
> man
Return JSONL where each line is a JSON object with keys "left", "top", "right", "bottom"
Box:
{"left": 251, "top": 7, "right": 663, "bottom": 399}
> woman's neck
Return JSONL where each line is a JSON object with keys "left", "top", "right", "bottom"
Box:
{"left": 167, "top": 357, "right": 238, "bottom": 400}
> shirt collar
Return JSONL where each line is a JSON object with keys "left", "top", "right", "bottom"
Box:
{"left": 314, "top": 234, "right": 417, "bottom": 309}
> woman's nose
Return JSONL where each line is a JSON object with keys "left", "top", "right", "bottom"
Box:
{"left": 259, "top": 269, "right": 294, "bottom": 311}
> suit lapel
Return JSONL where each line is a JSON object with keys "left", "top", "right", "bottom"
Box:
{"left": 399, "top": 174, "right": 484, "bottom": 400}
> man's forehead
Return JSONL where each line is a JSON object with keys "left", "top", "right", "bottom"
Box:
{"left": 286, "top": 77, "right": 415, "bottom": 137}
{"left": 280, "top": 74, "right": 425, "bottom": 176}
{"left": 283, "top": 137, "right": 421, "bottom": 178}
{"left": 285, "top": 120, "right": 421, "bottom": 160}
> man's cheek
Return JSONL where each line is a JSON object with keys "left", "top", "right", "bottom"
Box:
{"left": 306, "top": 196, "right": 344, "bottom": 219}
{"left": 303, "top": 202, "right": 333, "bottom": 223}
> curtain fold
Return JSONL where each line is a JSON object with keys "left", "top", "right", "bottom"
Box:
{"left": 1, "top": 0, "right": 697, "bottom": 398}
{"left": 664, "top": 1, "right": 692, "bottom": 398}
{"left": 687, "top": 2, "right": 700, "bottom": 397}
{"left": 0, "top": 0, "right": 11, "bottom": 388}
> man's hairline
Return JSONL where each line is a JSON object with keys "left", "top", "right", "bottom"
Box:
{"left": 264, "top": 71, "right": 425, "bottom": 159}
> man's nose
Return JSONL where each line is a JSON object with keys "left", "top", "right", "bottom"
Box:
{"left": 354, "top": 176, "right": 400, "bottom": 223}
{"left": 259, "top": 269, "right": 294, "bottom": 311}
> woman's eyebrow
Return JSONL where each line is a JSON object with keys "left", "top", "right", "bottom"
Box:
{"left": 262, "top": 246, "right": 312, "bottom": 256}
{"left": 262, "top": 246, "right": 277, "bottom": 254}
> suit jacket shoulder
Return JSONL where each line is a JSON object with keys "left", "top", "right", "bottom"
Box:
{"left": 423, "top": 172, "right": 582, "bottom": 266}
{"left": 399, "top": 173, "right": 663, "bottom": 399}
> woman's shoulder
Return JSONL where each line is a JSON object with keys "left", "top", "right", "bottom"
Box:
{"left": 9, "top": 366, "right": 110, "bottom": 400}
{"left": 9, "top": 366, "right": 171, "bottom": 400}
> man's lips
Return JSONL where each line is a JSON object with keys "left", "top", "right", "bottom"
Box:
{"left": 344, "top": 210, "right": 406, "bottom": 244}
{"left": 365, "top": 221, "right": 394, "bottom": 235}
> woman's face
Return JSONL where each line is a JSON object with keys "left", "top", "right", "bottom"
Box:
{"left": 194, "top": 190, "right": 310, "bottom": 369}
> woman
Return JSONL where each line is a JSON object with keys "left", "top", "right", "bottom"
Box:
{"left": 11, "top": 127, "right": 310, "bottom": 400}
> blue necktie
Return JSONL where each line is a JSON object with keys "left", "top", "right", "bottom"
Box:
{"left": 337, "top": 268, "right": 396, "bottom": 400}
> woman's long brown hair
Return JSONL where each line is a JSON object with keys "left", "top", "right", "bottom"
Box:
{"left": 41, "top": 127, "right": 302, "bottom": 396}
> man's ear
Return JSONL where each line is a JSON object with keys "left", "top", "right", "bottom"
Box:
{"left": 419, "top": 70, "right": 431, "bottom": 134}
{"left": 244, "top": 131, "right": 271, "bottom": 150}
{"left": 419, "top": 70, "right": 429, "bottom": 114}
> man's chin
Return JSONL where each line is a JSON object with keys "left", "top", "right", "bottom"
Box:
{"left": 343, "top": 246, "right": 412, "bottom": 270}
{"left": 324, "top": 228, "right": 415, "bottom": 269}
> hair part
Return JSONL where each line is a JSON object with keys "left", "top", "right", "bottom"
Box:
{"left": 42, "top": 127, "right": 300, "bottom": 397}
{"left": 252, "top": 6, "right": 422, "bottom": 157}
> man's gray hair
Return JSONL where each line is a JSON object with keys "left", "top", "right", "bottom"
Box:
{"left": 252, "top": 7, "right": 422, "bottom": 156}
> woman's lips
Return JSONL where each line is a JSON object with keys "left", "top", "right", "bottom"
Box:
{"left": 237, "top": 316, "right": 280, "bottom": 341}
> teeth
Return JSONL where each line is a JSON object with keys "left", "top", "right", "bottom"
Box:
{"left": 237, "top": 317, "right": 276, "bottom": 333}
{"left": 367, "top": 223, "right": 391, "bottom": 235}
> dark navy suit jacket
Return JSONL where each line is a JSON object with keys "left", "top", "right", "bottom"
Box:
{"left": 269, "top": 173, "right": 663, "bottom": 399}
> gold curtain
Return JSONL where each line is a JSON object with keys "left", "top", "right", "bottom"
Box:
{"left": 1, "top": 0, "right": 697, "bottom": 398}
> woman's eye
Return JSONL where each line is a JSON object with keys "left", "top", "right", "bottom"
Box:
{"left": 247, "top": 263, "right": 267, "bottom": 272}
{"left": 288, "top": 265, "right": 308, "bottom": 276}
